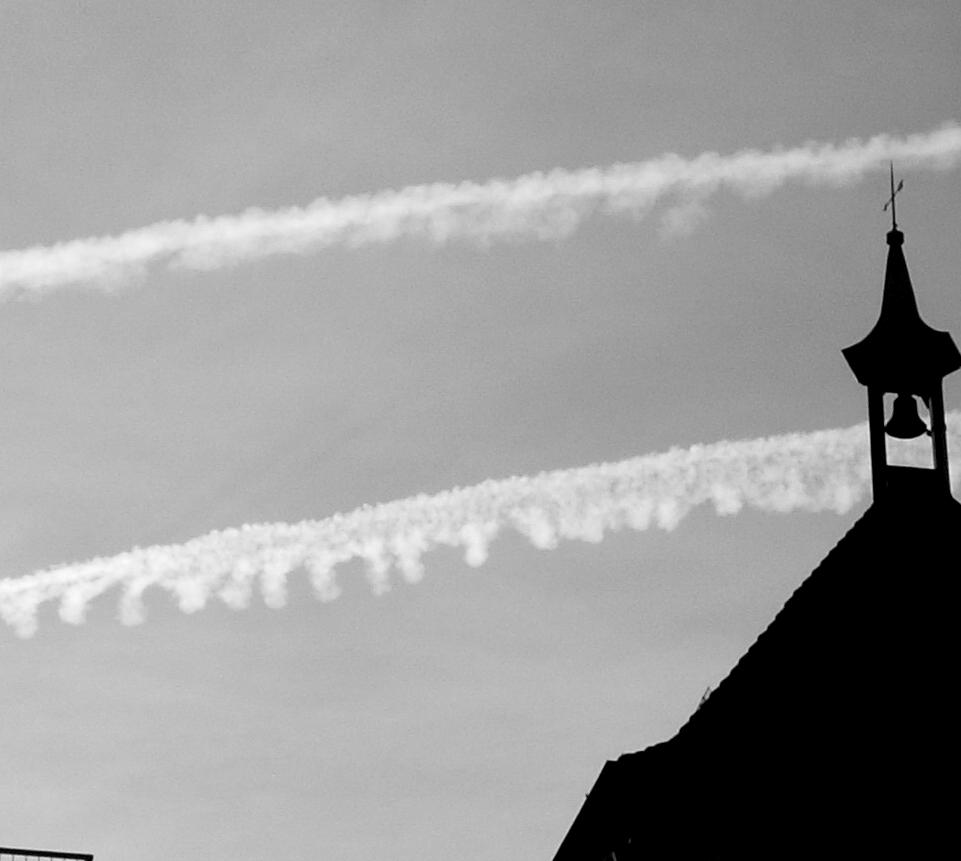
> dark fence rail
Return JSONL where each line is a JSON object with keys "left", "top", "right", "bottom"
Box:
{"left": 0, "top": 848, "right": 93, "bottom": 860}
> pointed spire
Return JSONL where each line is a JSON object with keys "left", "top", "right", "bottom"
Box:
{"left": 876, "top": 225, "right": 919, "bottom": 325}
{"left": 842, "top": 221, "right": 961, "bottom": 394}
{"left": 875, "top": 163, "right": 918, "bottom": 324}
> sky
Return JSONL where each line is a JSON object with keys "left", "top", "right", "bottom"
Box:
{"left": 1, "top": 2, "right": 960, "bottom": 858}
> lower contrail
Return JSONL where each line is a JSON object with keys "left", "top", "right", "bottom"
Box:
{"left": 1, "top": 417, "right": 955, "bottom": 636}
{"left": 2, "top": 123, "right": 960, "bottom": 297}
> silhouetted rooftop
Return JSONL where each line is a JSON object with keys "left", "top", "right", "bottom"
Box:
{"left": 553, "top": 490, "right": 961, "bottom": 858}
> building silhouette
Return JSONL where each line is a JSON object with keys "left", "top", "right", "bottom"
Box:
{"left": 553, "top": 212, "right": 961, "bottom": 858}
{"left": 0, "top": 849, "right": 92, "bottom": 860}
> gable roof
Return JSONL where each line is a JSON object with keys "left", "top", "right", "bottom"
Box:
{"left": 553, "top": 490, "right": 961, "bottom": 859}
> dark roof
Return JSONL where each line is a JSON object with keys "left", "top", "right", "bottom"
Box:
{"left": 553, "top": 489, "right": 961, "bottom": 859}
{"left": 842, "top": 229, "right": 961, "bottom": 391}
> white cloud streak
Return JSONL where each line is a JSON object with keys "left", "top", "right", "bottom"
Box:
{"left": 2, "top": 123, "right": 960, "bottom": 298}
{"left": 2, "top": 417, "right": 957, "bottom": 637}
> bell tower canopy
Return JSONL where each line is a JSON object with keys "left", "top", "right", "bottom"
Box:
{"left": 842, "top": 228, "right": 961, "bottom": 393}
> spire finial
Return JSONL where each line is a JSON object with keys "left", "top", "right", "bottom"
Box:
{"left": 883, "top": 161, "right": 903, "bottom": 231}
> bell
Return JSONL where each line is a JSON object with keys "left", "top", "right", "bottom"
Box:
{"left": 884, "top": 393, "right": 928, "bottom": 439}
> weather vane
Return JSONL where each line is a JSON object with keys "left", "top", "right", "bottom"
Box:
{"left": 883, "top": 161, "right": 903, "bottom": 230}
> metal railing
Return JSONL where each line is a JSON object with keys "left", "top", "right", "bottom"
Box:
{"left": 0, "top": 848, "right": 93, "bottom": 860}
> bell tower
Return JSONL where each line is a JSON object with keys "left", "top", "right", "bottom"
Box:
{"left": 842, "top": 167, "right": 961, "bottom": 501}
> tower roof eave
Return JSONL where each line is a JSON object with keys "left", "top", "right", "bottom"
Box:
{"left": 842, "top": 326, "right": 961, "bottom": 391}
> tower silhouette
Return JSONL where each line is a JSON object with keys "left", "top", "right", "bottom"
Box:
{"left": 552, "top": 201, "right": 961, "bottom": 858}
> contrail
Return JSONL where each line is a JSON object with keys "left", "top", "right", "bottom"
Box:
{"left": 2, "top": 123, "right": 960, "bottom": 297}
{"left": 2, "top": 417, "right": 956, "bottom": 636}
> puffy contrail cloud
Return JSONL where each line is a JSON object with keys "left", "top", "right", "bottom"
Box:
{"left": 2, "top": 123, "right": 961, "bottom": 298}
{"left": 2, "top": 417, "right": 956, "bottom": 636}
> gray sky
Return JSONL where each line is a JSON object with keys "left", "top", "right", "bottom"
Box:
{"left": 1, "top": 2, "right": 959, "bottom": 858}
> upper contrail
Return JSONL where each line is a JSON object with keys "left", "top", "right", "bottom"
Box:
{"left": 2, "top": 123, "right": 960, "bottom": 297}
{"left": 1, "top": 416, "right": 954, "bottom": 636}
